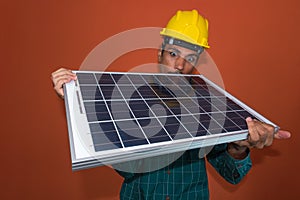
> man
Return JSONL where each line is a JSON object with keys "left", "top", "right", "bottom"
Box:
{"left": 51, "top": 10, "right": 291, "bottom": 200}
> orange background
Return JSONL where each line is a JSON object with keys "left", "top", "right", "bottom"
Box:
{"left": 1, "top": 0, "right": 299, "bottom": 199}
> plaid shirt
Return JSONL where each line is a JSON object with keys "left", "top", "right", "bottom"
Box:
{"left": 117, "top": 144, "right": 252, "bottom": 200}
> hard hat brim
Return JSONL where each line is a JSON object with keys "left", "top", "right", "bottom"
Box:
{"left": 160, "top": 28, "right": 210, "bottom": 49}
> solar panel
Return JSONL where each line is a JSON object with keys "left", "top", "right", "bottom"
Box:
{"left": 63, "top": 71, "right": 278, "bottom": 171}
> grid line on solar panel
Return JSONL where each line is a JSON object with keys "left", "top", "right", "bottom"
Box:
{"left": 88, "top": 73, "right": 128, "bottom": 148}
{"left": 92, "top": 73, "right": 198, "bottom": 147}
{"left": 77, "top": 73, "right": 97, "bottom": 84}
{"left": 75, "top": 72, "right": 256, "bottom": 152}
{"left": 138, "top": 75, "right": 198, "bottom": 139}
{"left": 101, "top": 73, "right": 155, "bottom": 146}
{"left": 119, "top": 73, "right": 177, "bottom": 143}
{"left": 63, "top": 71, "right": 279, "bottom": 171}
{"left": 153, "top": 76, "right": 227, "bottom": 121}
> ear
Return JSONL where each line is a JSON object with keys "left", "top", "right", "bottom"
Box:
{"left": 158, "top": 49, "right": 162, "bottom": 63}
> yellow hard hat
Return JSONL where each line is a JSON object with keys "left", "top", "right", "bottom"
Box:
{"left": 160, "top": 10, "right": 210, "bottom": 48}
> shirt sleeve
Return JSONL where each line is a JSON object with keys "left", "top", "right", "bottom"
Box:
{"left": 115, "top": 169, "right": 135, "bottom": 180}
{"left": 206, "top": 143, "right": 252, "bottom": 184}
{"left": 113, "top": 160, "right": 143, "bottom": 181}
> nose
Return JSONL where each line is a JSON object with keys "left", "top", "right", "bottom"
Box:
{"left": 175, "top": 56, "right": 185, "bottom": 72}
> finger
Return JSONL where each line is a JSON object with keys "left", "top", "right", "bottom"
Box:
{"left": 274, "top": 130, "right": 291, "bottom": 139}
{"left": 260, "top": 122, "right": 275, "bottom": 146}
{"left": 51, "top": 73, "right": 77, "bottom": 94}
{"left": 246, "top": 118, "right": 269, "bottom": 149}
{"left": 51, "top": 68, "right": 75, "bottom": 77}
{"left": 52, "top": 74, "right": 77, "bottom": 87}
{"left": 52, "top": 70, "right": 77, "bottom": 84}
{"left": 51, "top": 68, "right": 77, "bottom": 84}
{"left": 253, "top": 119, "right": 272, "bottom": 148}
{"left": 54, "top": 78, "right": 72, "bottom": 98}
{"left": 246, "top": 117, "right": 260, "bottom": 146}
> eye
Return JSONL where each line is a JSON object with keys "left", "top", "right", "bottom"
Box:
{"left": 169, "top": 51, "right": 178, "bottom": 57}
{"left": 186, "top": 56, "right": 197, "bottom": 64}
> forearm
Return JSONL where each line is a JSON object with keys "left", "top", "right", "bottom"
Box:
{"left": 207, "top": 144, "right": 252, "bottom": 184}
{"left": 226, "top": 143, "right": 249, "bottom": 160}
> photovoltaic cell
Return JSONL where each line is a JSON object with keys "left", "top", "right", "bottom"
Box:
{"left": 63, "top": 71, "right": 278, "bottom": 170}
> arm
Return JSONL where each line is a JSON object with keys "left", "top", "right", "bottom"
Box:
{"left": 207, "top": 144, "right": 252, "bottom": 184}
{"left": 229, "top": 117, "right": 291, "bottom": 153}
{"left": 208, "top": 117, "right": 291, "bottom": 184}
{"left": 51, "top": 68, "right": 137, "bottom": 180}
{"left": 227, "top": 117, "right": 291, "bottom": 160}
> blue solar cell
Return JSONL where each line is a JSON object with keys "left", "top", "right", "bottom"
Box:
{"left": 226, "top": 111, "right": 247, "bottom": 129}
{"left": 127, "top": 74, "right": 146, "bottom": 85}
{"left": 105, "top": 100, "right": 133, "bottom": 120}
{"left": 150, "top": 84, "right": 175, "bottom": 98}
{"left": 171, "top": 127, "right": 192, "bottom": 140}
{"left": 237, "top": 110, "right": 255, "bottom": 119}
{"left": 77, "top": 73, "right": 97, "bottom": 84}
{"left": 118, "top": 85, "right": 141, "bottom": 99}
{"left": 89, "top": 122, "right": 123, "bottom": 150}
{"left": 116, "top": 120, "right": 148, "bottom": 147}
{"left": 190, "top": 76, "right": 207, "bottom": 86}
{"left": 80, "top": 86, "right": 102, "bottom": 100}
{"left": 141, "top": 75, "right": 155, "bottom": 83}
{"left": 209, "top": 112, "right": 242, "bottom": 132}
{"left": 198, "top": 113, "right": 212, "bottom": 129}
{"left": 206, "top": 97, "right": 229, "bottom": 111}
{"left": 167, "top": 75, "right": 191, "bottom": 86}
{"left": 154, "top": 82, "right": 188, "bottom": 98}
{"left": 176, "top": 98, "right": 202, "bottom": 114}
{"left": 197, "top": 97, "right": 212, "bottom": 112}
{"left": 96, "top": 73, "right": 115, "bottom": 84}
{"left": 128, "top": 100, "right": 152, "bottom": 118}
{"left": 84, "top": 101, "right": 111, "bottom": 122}
{"left": 136, "top": 85, "right": 159, "bottom": 99}
{"left": 162, "top": 99, "right": 185, "bottom": 115}
{"left": 92, "top": 133, "right": 122, "bottom": 151}
{"left": 158, "top": 116, "right": 191, "bottom": 140}
{"left": 138, "top": 118, "right": 171, "bottom": 143}
{"left": 226, "top": 98, "right": 244, "bottom": 110}
{"left": 146, "top": 99, "right": 172, "bottom": 117}
{"left": 223, "top": 117, "right": 242, "bottom": 132}
{"left": 94, "top": 143, "right": 121, "bottom": 151}
{"left": 100, "top": 85, "right": 123, "bottom": 99}
{"left": 90, "top": 122, "right": 112, "bottom": 133}
{"left": 178, "top": 115, "right": 201, "bottom": 136}
{"left": 111, "top": 73, "right": 131, "bottom": 85}
{"left": 137, "top": 119, "right": 151, "bottom": 127}
{"left": 193, "top": 86, "right": 210, "bottom": 97}
{"left": 195, "top": 125, "right": 208, "bottom": 136}
{"left": 179, "top": 85, "right": 196, "bottom": 95}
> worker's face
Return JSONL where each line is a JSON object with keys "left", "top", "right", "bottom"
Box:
{"left": 158, "top": 44, "right": 199, "bottom": 75}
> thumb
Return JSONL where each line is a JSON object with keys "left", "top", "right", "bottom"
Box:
{"left": 274, "top": 130, "right": 291, "bottom": 139}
